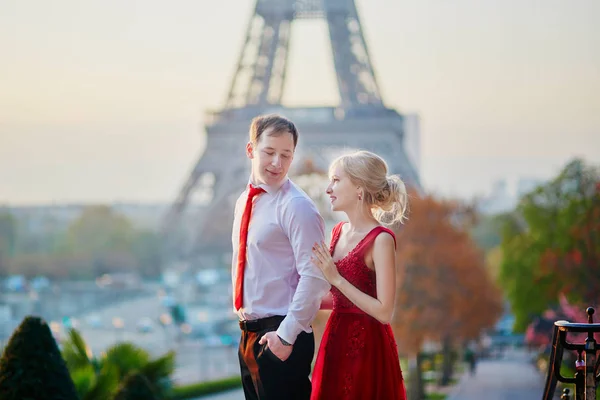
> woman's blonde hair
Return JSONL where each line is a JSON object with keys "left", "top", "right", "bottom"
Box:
{"left": 330, "top": 150, "right": 408, "bottom": 226}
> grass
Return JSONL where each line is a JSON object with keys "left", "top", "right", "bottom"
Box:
{"left": 169, "top": 376, "right": 241, "bottom": 400}
{"left": 426, "top": 393, "right": 447, "bottom": 400}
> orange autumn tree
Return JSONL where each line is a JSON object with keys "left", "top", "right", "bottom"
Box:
{"left": 392, "top": 193, "right": 502, "bottom": 398}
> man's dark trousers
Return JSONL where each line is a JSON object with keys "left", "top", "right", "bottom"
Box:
{"left": 238, "top": 315, "right": 315, "bottom": 400}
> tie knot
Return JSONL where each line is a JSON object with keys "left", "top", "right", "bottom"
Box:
{"left": 248, "top": 185, "right": 265, "bottom": 198}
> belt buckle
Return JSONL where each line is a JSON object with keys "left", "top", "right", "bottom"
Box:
{"left": 239, "top": 320, "right": 247, "bottom": 331}
{"left": 239, "top": 319, "right": 256, "bottom": 331}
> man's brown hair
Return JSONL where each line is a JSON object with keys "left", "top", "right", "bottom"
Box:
{"left": 249, "top": 114, "right": 299, "bottom": 148}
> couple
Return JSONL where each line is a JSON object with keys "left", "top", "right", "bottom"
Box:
{"left": 231, "top": 114, "right": 408, "bottom": 400}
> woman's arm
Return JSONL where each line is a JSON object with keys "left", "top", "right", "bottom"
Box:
{"left": 311, "top": 233, "right": 396, "bottom": 324}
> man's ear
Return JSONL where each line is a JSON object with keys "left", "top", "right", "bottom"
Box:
{"left": 246, "top": 142, "right": 254, "bottom": 159}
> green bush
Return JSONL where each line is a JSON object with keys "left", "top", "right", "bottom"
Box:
{"left": 0, "top": 315, "right": 79, "bottom": 400}
{"left": 62, "top": 328, "right": 175, "bottom": 399}
{"left": 114, "top": 371, "right": 160, "bottom": 400}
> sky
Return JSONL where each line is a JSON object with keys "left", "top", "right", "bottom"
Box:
{"left": 1, "top": 0, "right": 599, "bottom": 205}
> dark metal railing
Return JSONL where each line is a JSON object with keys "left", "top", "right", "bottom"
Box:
{"left": 542, "top": 307, "right": 600, "bottom": 400}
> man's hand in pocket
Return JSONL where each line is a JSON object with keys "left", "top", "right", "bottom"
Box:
{"left": 259, "top": 331, "right": 293, "bottom": 361}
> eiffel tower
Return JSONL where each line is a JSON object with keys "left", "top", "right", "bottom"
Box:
{"left": 162, "top": 0, "right": 421, "bottom": 267}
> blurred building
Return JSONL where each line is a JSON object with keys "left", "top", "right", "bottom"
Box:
{"left": 478, "top": 177, "right": 543, "bottom": 215}
{"left": 516, "top": 178, "right": 542, "bottom": 198}
{"left": 478, "top": 179, "right": 515, "bottom": 215}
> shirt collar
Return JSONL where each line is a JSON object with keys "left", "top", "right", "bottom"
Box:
{"left": 248, "top": 175, "right": 289, "bottom": 195}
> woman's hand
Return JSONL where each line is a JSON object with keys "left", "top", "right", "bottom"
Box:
{"left": 311, "top": 241, "right": 343, "bottom": 287}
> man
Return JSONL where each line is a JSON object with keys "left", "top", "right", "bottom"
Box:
{"left": 231, "top": 114, "right": 331, "bottom": 399}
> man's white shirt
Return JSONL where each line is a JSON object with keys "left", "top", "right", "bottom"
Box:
{"left": 231, "top": 177, "right": 331, "bottom": 344}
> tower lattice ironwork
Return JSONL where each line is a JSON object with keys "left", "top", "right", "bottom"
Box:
{"left": 162, "top": 0, "right": 421, "bottom": 267}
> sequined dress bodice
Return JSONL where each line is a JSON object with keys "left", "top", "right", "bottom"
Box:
{"left": 329, "top": 222, "right": 396, "bottom": 312}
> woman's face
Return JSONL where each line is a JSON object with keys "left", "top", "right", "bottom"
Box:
{"left": 326, "top": 165, "right": 358, "bottom": 212}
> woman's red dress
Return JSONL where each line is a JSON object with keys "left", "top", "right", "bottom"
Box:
{"left": 311, "top": 222, "right": 407, "bottom": 400}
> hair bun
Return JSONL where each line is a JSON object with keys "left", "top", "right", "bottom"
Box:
{"left": 328, "top": 150, "right": 409, "bottom": 226}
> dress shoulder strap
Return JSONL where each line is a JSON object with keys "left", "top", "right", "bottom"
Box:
{"left": 331, "top": 221, "right": 345, "bottom": 237}
{"left": 355, "top": 226, "right": 397, "bottom": 256}
{"left": 329, "top": 221, "right": 346, "bottom": 252}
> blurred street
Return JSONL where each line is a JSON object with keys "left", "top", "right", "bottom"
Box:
{"left": 72, "top": 294, "right": 240, "bottom": 385}
{"left": 448, "top": 347, "right": 545, "bottom": 400}
{"left": 198, "top": 347, "right": 546, "bottom": 400}
{"left": 199, "top": 389, "right": 243, "bottom": 400}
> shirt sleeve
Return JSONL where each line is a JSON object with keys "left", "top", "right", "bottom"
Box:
{"left": 276, "top": 196, "right": 332, "bottom": 344}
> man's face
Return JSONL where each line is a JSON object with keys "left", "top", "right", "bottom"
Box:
{"left": 246, "top": 128, "right": 295, "bottom": 186}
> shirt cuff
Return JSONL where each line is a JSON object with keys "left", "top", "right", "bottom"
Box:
{"left": 276, "top": 315, "right": 309, "bottom": 345}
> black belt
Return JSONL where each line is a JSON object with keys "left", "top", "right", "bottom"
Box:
{"left": 239, "top": 315, "right": 285, "bottom": 332}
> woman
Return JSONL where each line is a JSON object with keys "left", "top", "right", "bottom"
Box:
{"left": 310, "top": 150, "right": 408, "bottom": 400}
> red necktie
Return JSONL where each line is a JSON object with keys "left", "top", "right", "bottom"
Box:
{"left": 234, "top": 184, "right": 266, "bottom": 310}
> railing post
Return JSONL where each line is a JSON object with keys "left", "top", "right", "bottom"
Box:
{"left": 584, "top": 308, "right": 597, "bottom": 400}
{"left": 541, "top": 306, "right": 600, "bottom": 400}
{"left": 575, "top": 350, "right": 585, "bottom": 400}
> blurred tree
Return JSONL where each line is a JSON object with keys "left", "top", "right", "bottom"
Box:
{"left": 58, "top": 206, "right": 137, "bottom": 276}
{"left": 484, "top": 246, "right": 503, "bottom": 282}
{"left": 292, "top": 157, "right": 340, "bottom": 229}
{"left": 41, "top": 205, "right": 163, "bottom": 278}
{"left": 131, "top": 230, "right": 163, "bottom": 278}
{"left": 294, "top": 183, "right": 335, "bottom": 220}
{"left": 469, "top": 214, "right": 503, "bottom": 251}
{"left": 13, "top": 213, "right": 63, "bottom": 254}
{"left": 0, "top": 211, "right": 17, "bottom": 276}
{"left": 0, "top": 316, "right": 79, "bottom": 400}
{"left": 3, "top": 206, "right": 164, "bottom": 279}
{"left": 524, "top": 294, "right": 594, "bottom": 350}
{"left": 498, "top": 158, "right": 600, "bottom": 331}
{"left": 4, "top": 253, "right": 55, "bottom": 277}
{"left": 7, "top": 252, "right": 92, "bottom": 279}
{"left": 392, "top": 194, "right": 503, "bottom": 397}
{"left": 294, "top": 157, "right": 326, "bottom": 176}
